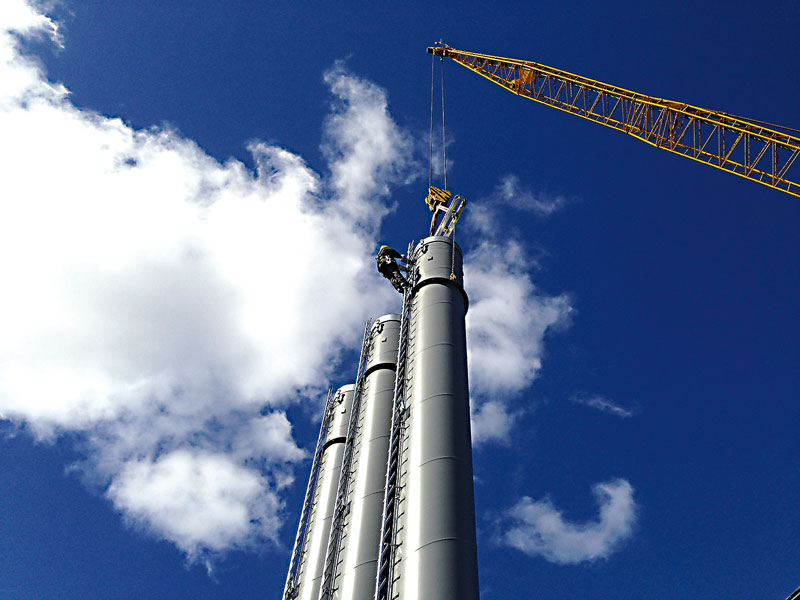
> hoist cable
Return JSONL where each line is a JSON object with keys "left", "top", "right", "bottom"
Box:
{"left": 429, "top": 56, "right": 435, "bottom": 189}
{"left": 441, "top": 57, "right": 447, "bottom": 191}
{"left": 440, "top": 57, "right": 456, "bottom": 274}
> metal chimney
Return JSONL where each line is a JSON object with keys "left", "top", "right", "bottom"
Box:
{"left": 294, "top": 384, "right": 355, "bottom": 600}
{"left": 285, "top": 233, "right": 479, "bottom": 600}
{"left": 393, "top": 235, "right": 479, "bottom": 600}
{"left": 332, "top": 314, "right": 401, "bottom": 600}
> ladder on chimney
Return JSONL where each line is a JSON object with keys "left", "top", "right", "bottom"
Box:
{"left": 282, "top": 387, "right": 336, "bottom": 600}
{"left": 319, "top": 319, "right": 373, "bottom": 600}
{"left": 374, "top": 241, "right": 415, "bottom": 600}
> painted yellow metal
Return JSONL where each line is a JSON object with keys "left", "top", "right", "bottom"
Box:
{"left": 425, "top": 186, "right": 451, "bottom": 211}
{"left": 428, "top": 44, "right": 800, "bottom": 198}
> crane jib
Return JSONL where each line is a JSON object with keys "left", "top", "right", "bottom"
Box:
{"left": 428, "top": 44, "right": 800, "bottom": 198}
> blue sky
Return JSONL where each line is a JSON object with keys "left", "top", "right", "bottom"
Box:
{"left": 1, "top": 1, "right": 798, "bottom": 599}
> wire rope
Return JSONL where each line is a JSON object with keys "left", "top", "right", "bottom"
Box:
{"left": 429, "top": 56, "right": 435, "bottom": 189}
{"left": 439, "top": 57, "right": 457, "bottom": 275}
{"left": 441, "top": 56, "right": 447, "bottom": 190}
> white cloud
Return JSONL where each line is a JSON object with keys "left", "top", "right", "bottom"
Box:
{"left": 462, "top": 170, "right": 575, "bottom": 443}
{"left": 0, "top": 0, "right": 412, "bottom": 562}
{"left": 470, "top": 400, "right": 519, "bottom": 444}
{"left": 572, "top": 393, "right": 636, "bottom": 418}
{"left": 466, "top": 240, "right": 572, "bottom": 397}
{"left": 468, "top": 174, "right": 570, "bottom": 240}
{"left": 2, "top": 1, "right": 60, "bottom": 38}
{"left": 465, "top": 238, "right": 572, "bottom": 442}
{"left": 500, "top": 479, "right": 637, "bottom": 564}
{"left": 107, "top": 450, "right": 282, "bottom": 558}
{"left": 230, "top": 412, "right": 307, "bottom": 465}
{"left": 322, "top": 61, "right": 416, "bottom": 230}
{"left": 496, "top": 174, "right": 569, "bottom": 217}
{"left": 464, "top": 173, "right": 637, "bottom": 555}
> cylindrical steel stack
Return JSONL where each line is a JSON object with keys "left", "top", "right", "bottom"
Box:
{"left": 333, "top": 314, "right": 401, "bottom": 600}
{"left": 295, "top": 385, "right": 355, "bottom": 600}
{"left": 393, "top": 235, "right": 479, "bottom": 600}
{"left": 285, "top": 236, "right": 479, "bottom": 600}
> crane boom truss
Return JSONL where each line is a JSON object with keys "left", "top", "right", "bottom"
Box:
{"left": 428, "top": 45, "right": 800, "bottom": 198}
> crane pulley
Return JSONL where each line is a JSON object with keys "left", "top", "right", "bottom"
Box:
{"left": 428, "top": 43, "right": 800, "bottom": 198}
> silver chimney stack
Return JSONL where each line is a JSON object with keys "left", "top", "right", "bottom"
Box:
{"left": 294, "top": 384, "right": 355, "bottom": 600}
{"left": 284, "top": 217, "right": 479, "bottom": 599}
{"left": 331, "top": 314, "right": 401, "bottom": 599}
{"left": 393, "top": 235, "right": 479, "bottom": 600}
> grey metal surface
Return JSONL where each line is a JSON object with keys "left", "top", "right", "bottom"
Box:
{"left": 413, "top": 235, "right": 464, "bottom": 286}
{"left": 294, "top": 385, "right": 355, "bottom": 600}
{"left": 283, "top": 388, "right": 336, "bottom": 600}
{"left": 394, "top": 236, "right": 479, "bottom": 600}
{"left": 334, "top": 316, "right": 401, "bottom": 600}
{"left": 320, "top": 319, "right": 374, "bottom": 600}
{"left": 365, "top": 314, "right": 402, "bottom": 373}
{"left": 327, "top": 384, "right": 356, "bottom": 443}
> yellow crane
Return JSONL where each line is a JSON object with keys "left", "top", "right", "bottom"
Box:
{"left": 427, "top": 44, "right": 800, "bottom": 198}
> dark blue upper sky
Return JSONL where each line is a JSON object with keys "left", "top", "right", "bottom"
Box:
{"left": 1, "top": 1, "right": 798, "bottom": 599}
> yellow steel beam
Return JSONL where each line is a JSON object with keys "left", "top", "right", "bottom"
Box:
{"left": 428, "top": 44, "right": 800, "bottom": 198}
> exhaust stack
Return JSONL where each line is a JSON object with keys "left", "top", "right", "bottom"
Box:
{"left": 332, "top": 315, "right": 401, "bottom": 599}
{"left": 393, "top": 236, "right": 479, "bottom": 600}
{"left": 294, "top": 385, "right": 355, "bottom": 600}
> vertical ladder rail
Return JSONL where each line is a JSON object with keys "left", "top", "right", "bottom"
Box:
{"left": 319, "top": 319, "right": 373, "bottom": 600}
{"left": 374, "top": 242, "right": 415, "bottom": 600}
{"left": 283, "top": 387, "right": 336, "bottom": 600}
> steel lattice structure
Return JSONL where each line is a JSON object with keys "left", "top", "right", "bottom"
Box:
{"left": 428, "top": 44, "right": 800, "bottom": 198}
